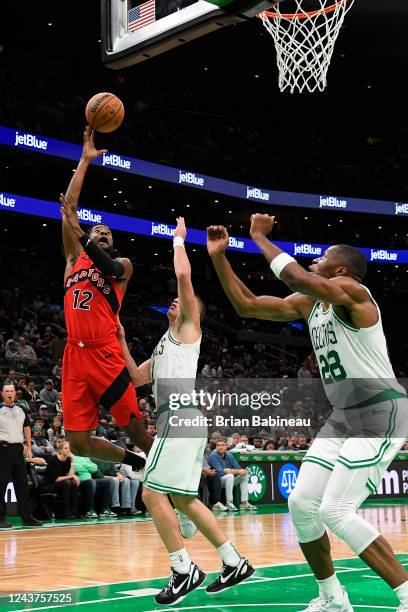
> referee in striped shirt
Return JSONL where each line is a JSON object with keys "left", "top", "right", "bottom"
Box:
{"left": 0, "top": 383, "right": 42, "bottom": 529}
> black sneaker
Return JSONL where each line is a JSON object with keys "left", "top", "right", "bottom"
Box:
{"left": 205, "top": 557, "right": 255, "bottom": 594}
{"left": 0, "top": 520, "right": 13, "bottom": 529}
{"left": 21, "top": 516, "right": 43, "bottom": 527}
{"left": 155, "top": 562, "right": 206, "bottom": 606}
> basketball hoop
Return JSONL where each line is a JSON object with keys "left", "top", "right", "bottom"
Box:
{"left": 259, "top": 0, "right": 355, "bottom": 93}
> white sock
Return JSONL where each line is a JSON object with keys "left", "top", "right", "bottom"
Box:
{"left": 395, "top": 580, "right": 408, "bottom": 605}
{"left": 317, "top": 574, "right": 344, "bottom": 603}
{"left": 169, "top": 547, "right": 191, "bottom": 574}
{"left": 217, "top": 540, "right": 241, "bottom": 567}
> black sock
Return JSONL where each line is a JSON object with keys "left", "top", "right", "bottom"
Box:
{"left": 123, "top": 449, "right": 146, "bottom": 471}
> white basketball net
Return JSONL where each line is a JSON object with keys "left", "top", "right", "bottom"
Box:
{"left": 260, "top": 0, "right": 355, "bottom": 93}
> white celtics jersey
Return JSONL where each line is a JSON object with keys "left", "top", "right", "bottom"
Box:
{"left": 307, "top": 285, "right": 404, "bottom": 408}
{"left": 151, "top": 327, "right": 201, "bottom": 408}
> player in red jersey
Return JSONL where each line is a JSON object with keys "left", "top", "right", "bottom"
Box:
{"left": 60, "top": 127, "right": 153, "bottom": 469}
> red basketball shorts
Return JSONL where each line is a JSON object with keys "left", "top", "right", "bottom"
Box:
{"left": 62, "top": 338, "right": 141, "bottom": 431}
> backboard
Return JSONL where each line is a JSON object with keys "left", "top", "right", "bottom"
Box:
{"left": 101, "top": 0, "right": 281, "bottom": 69}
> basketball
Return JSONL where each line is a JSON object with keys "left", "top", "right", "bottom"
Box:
{"left": 85, "top": 92, "right": 124, "bottom": 133}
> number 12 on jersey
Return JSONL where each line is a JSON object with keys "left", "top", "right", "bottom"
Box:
{"left": 73, "top": 290, "right": 93, "bottom": 311}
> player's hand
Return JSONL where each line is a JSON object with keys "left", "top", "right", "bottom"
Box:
{"left": 60, "top": 194, "right": 85, "bottom": 238}
{"left": 73, "top": 475, "right": 80, "bottom": 486}
{"left": 174, "top": 217, "right": 187, "bottom": 240}
{"left": 117, "top": 321, "right": 126, "bottom": 343}
{"left": 250, "top": 214, "right": 275, "bottom": 238}
{"left": 81, "top": 126, "right": 108, "bottom": 162}
{"left": 206, "top": 225, "right": 229, "bottom": 257}
{"left": 239, "top": 468, "right": 247, "bottom": 477}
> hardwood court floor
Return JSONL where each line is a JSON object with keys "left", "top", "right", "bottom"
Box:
{"left": 1, "top": 503, "right": 407, "bottom": 611}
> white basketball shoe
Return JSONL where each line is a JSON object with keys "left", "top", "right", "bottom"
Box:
{"left": 299, "top": 588, "right": 354, "bottom": 611}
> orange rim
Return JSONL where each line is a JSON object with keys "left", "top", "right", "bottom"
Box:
{"left": 259, "top": 0, "right": 348, "bottom": 20}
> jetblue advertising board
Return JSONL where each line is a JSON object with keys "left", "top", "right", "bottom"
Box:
{"left": 1, "top": 192, "right": 408, "bottom": 264}
{"left": 2, "top": 125, "right": 408, "bottom": 217}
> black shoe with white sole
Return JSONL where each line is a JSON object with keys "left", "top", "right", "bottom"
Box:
{"left": 155, "top": 562, "right": 206, "bottom": 606}
{"left": 205, "top": 558, "right": 255, "bottom": 594}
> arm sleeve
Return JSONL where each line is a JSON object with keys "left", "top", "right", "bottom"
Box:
{"left": 23, "top": 415, "right": 31, "bottom": 427}
{"left": 78, "top": 235, "right": 125, "bottom": 279}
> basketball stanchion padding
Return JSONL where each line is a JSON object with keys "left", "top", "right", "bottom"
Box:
{"left": 258, "top": 0, "right": 355, "bottom": 93}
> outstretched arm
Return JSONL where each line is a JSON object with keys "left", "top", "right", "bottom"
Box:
{"left": 207, "top": 225, "right": 307, "bottom": 321}
{"left": 62, "top": 127, "right": 107, "bottom": 263}
{"left": 117, "top": 323, "right": 151, "bottom": 387}
{"left": 173, "top": 217, "right": 200, "bottom": 326}
{"left": 249, "top": 214, "right": 368, "bottom": 306}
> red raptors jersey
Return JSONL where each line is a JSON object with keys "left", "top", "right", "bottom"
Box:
{"left": 64, "top": 253, "right": 124, "bottom": 342}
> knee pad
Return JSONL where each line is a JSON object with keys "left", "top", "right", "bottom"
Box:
{"left": 288, "top": 488, "right": 326, "bottom": 544}
{"left": 319, "top": 497, "right": 380, "bottom": 554}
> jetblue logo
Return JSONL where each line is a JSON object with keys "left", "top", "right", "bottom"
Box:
{"left": 0, "top": 193, "right": 16, "bottom": 208}
{"left": 179, "top": 171, "right": 205, "bottom": 187}
{"left": 294, "top": 243, "right": 322, "bottom": 256}
{"left": 319, "top": 196, "right": 347, "bottom": 209}
{"left": 151, "top": 223, "right": 175, "bottom": 237}
{"left": 229, "top": 236, "right": 244, "bottom": 250}
{"left": 370, "top": 249, "right": 398, "bottom": 262}
{"left": 102, "top": 153, "right": 131, "bottom": 170}
{"left": 14, "top": 131, "right": 48, "bottom": 150}
{"left": 395, "top": 203, "right": 408, "bottom": 215}
{"left": 278, "top": 463, "right": 299, "bottom": 499}
{"left": 246, "top": 187, "right": 270, "bottom": 201}
{"left": 78, "top": 208, "right": 102, "bottom": 224}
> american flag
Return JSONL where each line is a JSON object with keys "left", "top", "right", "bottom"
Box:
{"left": 128, "top": 0, "right": 156, "bottom": 32}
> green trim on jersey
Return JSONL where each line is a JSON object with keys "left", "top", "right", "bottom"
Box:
{"left": 302, "top": 457, "right": 334, "bottom": 471}
{"left": 144, "top": 481, "right": 198, "bottom": 496}
{"left": 343, "top": 389, "right": 407, "bottom": 411}
{"left": 332, "top": 309, "right": 359, "bottom": 332}
{"left": 143, "top": 414, "right": 171, "bottom": 481}
{"left": 337, "top": 399, "right": 397, "bottom": 468}
{"left": 168, "top": 329, "right": 181, "bottom": 345}
{"left": 307, "top": 301, "right": 319, "bottom": 325}
{"left": 367, "top": 478, "right": 377, "bottom": 495}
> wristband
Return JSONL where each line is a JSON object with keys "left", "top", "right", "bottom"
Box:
{"left": 270, "top": 252, "right": 296, "bottom": 279}
{"left": 173, "top": 236, "right": 185, "bottom": 249}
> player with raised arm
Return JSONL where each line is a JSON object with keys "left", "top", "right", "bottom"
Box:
{"left": 118, "top": 217, "right": 254, "bottom": 606}
{"left": 207, "top": 216, "right": 408, "bottom": 612}
{"left": 59, "top": 126, "right": 153, "bottom": 470}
